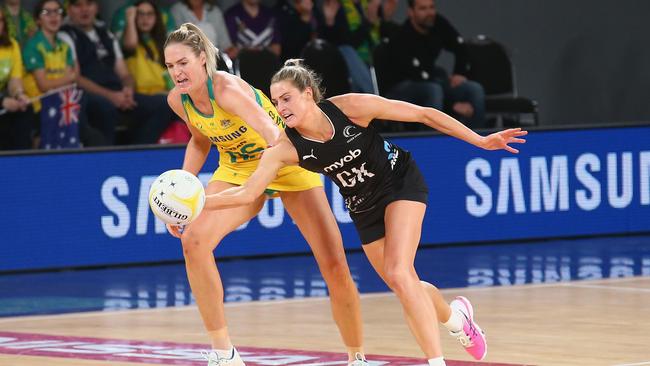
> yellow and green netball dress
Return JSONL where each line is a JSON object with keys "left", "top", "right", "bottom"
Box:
{"left": 181, "top": 78, "right": 322, "bottom": 192}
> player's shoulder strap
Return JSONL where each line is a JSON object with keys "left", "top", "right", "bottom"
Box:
{"left": 180, "top": 76, "right": 216, "bottom": 111}
{"left": 318, "top": 99, "right": 351, "bottom": 129}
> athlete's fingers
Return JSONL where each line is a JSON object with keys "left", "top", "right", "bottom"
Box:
{"left": 504, "top": 144, "right": 519, "bottom": 154}
{"left": 166, "top": 224, "right": 182, "bottom": 238}
{"left": 502, "top": 128, "right": 527, "bottom": 138}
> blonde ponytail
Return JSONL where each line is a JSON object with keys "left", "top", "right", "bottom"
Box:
{"left": 165, "top": 23, "right": 219, "bottom": 78}
{"left": 271, "top": 59, "right": 324, "bottom": 102}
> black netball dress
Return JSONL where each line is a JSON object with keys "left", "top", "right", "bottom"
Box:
{"left": 285, "top": 99, "right": 429, "bottom": 244}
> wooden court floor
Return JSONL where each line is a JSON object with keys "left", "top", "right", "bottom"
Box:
{"left": 0, "top": 276, "right": 649, "bottom": 366}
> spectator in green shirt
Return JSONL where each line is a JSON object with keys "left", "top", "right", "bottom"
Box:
{"left": 23, "top": 0, "right": 77, "bottom": 110}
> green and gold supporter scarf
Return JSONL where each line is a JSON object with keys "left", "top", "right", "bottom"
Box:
{"left": 340, "top": 0, "right": 379, "bottom": 63}
{"left": 1, "top": 5, "right": 36, "bottom": 46}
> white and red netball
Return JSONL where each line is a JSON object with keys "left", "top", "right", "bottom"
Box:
{"left": 149, "top": 169, "right": 205, "bottom": 226}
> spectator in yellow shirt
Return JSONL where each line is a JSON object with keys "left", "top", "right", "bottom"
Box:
{"left": 0, "top": 9, "right": 34, "bottom": 150}
{"left": 123, "top": 0, "right": 172, "bottom": 95}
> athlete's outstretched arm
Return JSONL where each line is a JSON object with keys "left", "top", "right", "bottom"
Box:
{"left": 330, "top": 93, "right": 527, "bottom": 154}
{"left": 204, "top": 138, "right": 300, "bottom": 210}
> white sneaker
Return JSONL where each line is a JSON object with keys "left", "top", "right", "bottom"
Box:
{"left": 348, "top": 352, "right": 369, "bottom": 366}
{"left": 201, "top": 348, "right": 245, "bottom": 366}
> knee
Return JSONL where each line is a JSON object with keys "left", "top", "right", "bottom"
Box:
{"left": 420, "top": 280, "right": 439, "bottom": 293}
{"left": 383, "top": 265, "right": 415, "bottom": 295}
{"left": 180, "top": 229, "right": 220, "bottom": 262}
{"left": 319, "top": 255, "right": 352, "bottom": 282}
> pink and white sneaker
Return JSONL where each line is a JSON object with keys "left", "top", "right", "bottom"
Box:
{"left": 449, "top": 296, "right": 487, "bottom": 360}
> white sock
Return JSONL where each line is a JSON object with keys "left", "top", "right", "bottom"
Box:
{"left": 428, "top": 356, "right": 446, "bottom": 366}
{"left": 349, "top": 352, "right": 366, "bottom": 363}
{"left": 212, "top": 347, "right": 234, "bottom": 359}
{"left": 442, "top": 308, "right": 464, "bottom": 333}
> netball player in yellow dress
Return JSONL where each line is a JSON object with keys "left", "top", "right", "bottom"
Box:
{"left": 163, "top": 24, "right": 367, "bottom": 366}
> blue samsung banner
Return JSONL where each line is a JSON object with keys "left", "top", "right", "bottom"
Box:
{"left": 1, "top": 125, "right": 649, "bottom": 271}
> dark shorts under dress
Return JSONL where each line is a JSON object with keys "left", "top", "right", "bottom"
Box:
{"left": 348, "top": 158, "right": 429, "bottom": 244}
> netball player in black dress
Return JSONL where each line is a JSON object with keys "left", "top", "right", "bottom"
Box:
{"left": 205, "top": 60, "right": 527, "bottom": 365}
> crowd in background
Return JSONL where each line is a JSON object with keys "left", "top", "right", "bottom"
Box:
{"left": 0, "top": 0, "right": 486, "bottom": 151}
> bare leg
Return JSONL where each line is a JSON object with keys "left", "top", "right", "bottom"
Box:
{"left": 362, "top": 200, "right": 442, "bottom": 358}
{"left": 363, "top": 242, "right": 452, "bottom": 323}
{"left": 180, "top": 180, "right": 265, "bottom": 350}
{"left": 281, "top": 187, "right": 364, "bottom": 361}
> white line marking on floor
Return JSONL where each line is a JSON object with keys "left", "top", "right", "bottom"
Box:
{"left": 562, "top": 283, "right": 650, "bottom": 293}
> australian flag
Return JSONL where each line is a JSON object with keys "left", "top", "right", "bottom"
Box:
{"left": 39, "top": 87, "right": 83, "bottom": 149}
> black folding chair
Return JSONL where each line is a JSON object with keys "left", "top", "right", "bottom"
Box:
{"left": 464, "top": 35, "right": 539, "bottom": 126}
{"left": 235, "top": 49, "right": 281, "bottom": 97}
{"left": 371, "top": 39, "right": 393, "bottom": 96}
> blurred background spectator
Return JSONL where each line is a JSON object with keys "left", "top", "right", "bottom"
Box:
{"left": 383, "top": 0, "right": 485, "bottom": 129}
{"left": 224, "top": 0, "right": 280, "bottom": 57}
{"left": 124, "top": 0, "right": 190, "bottom": 144}
{"left": 110, "top": 0, "right": 175, "bottom": 42}
{"left": 2, "top": 0, "right": 37, "bottom": 46}
{"left": 170, "top": 0, "right": 235, "bottom": 59}
{"left": 341, "top": 0, "right": 398, "bottom": 93}
{"left": 317, "top": 0, "right": 373, "bottom": 93}
{"left": 0, "top": 8, "right": 33, "bottom": 150}
{"left": 23, "top": 0, "right": 76, "bottom": 101}
{"left": 22, "top": 0, "right": 98, "bottom": 147}
{"left": 275, "top": 0, "right": 316, "bottom": 61}
{"left": 0, "top": 0, "right": 648, "bottom": 151}
{"left": 417, "top": 0, "right": 484, "bottom": 128}
{"left": 122, "top": 0, "right": 172, "bottom": 94}
{"left": 59, "top": 0, "right": 174, "bottom": 145}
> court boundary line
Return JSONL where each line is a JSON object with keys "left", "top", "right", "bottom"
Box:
{"left": 573, "top": 276, "right": 650, "bottom": 285}
{"left": 561, "top": 283, "right": 650, "bottom": 293}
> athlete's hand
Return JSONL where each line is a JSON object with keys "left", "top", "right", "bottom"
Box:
{"left": 166, "top": 223, "right": 183, "bottom": 238}
{"left": 481, "top": 128, "right": 527, "bottom": 153}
